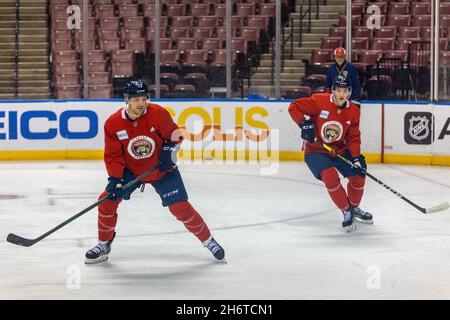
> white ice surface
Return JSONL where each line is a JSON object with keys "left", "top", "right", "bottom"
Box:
{"left": 0, "top": 161, "right": 449, "bottom": 299}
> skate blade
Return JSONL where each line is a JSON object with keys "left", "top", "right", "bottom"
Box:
{"left": 343, "top": 224, "right": 357, "bottom": 233}
{"left": 85, "top": 254, "right": 109, "bottom": 265}
{"left": 216, "top": 258, "right": 227, "bottom": 264}
{"left": 355, "top": 217, "right": 374, "bottom": 225}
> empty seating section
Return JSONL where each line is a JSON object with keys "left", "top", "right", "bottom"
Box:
{"left": 50, "top": 0, "right": 276, "bottom": 98}
{"left": 306, "top": 0, "right": 450, "bottom": 99}
{"left": 51, "top": 0, "right": 449, "bottom": 99}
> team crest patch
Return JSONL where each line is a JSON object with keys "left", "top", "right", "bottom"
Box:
{"left": 321, "top": 121, "right": 343, "bottom": 143}
{"left": 127, "top": 135, "right": 156, "bottom": 160}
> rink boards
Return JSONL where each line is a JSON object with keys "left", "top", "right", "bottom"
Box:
{"left": 0, "top": 99, "right": 449, "bottom": 165}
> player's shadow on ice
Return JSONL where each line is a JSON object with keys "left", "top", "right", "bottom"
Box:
{"left": 318, "top": 226, "right": 397, "bottom": 247}
{"left": 92, "top": 260, "right": 222, "bottom": 283}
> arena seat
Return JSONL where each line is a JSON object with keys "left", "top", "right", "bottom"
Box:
{"left": 149, "top": 84, "right": 170, "bottom": 98}
{"left": 385, "top": 50, "right": 408, "bottom": 61}
{"left": 171, "top": 16, "right": 194, "bottom": 28}
{"left": 55, "top": 73, "right": 80, "bottom": 86}
{"left": 149, "top": 38, "right": 173, "bottom": 52}
{"left": 386, "top": 15, "right": 411, "bottom": 27}
{"left": 389, "top": 3, "right": 410, "bottom": 15}
{"left": 330, "top": 27, "right": 346, "bottom": 38}
{"left": 53, "top": 51, "right": 78, "bottom": 62}
{"left": 111, "top": 61, "right": 134, "bottom": 77}
{"left": 353, "top": 27, "right": 371, "bottom": 38}
{"left": 181, "top": 50, "right": 209, "bottom": 74}
{"left": 166, "top": 4, "right": 186, "bottom": 17}
{"left": 118, "top": 4, "right": 139, "bottom": 17}
{"left": 191, "top": 4, "right": 209, "bottom": 16}
{"left": 321, "top": 37, "right": 343, "bottom": 50}
{"left": 124, "top": 38, "right": 146, "bottom": 52}
{"left": 88, "top": 72, "right": 110, "bottom": 85}
{"left": 160, "top": 49, "right": 182, "bottom": 74}
{"left": 352, "top": 38, "right": 370, "bottom": 50}
{"left": 353, "top": 50, "right": 383, "bottom": 71}
{"left": 170, "top": 28, "right": 190, "bottom": 38}
{"left": 235, "top": 3, "right": 255, "bottom": 17}
{"left": 399, "top": 26, "right": 421, "bottom": 38}
{"left": 88, "top": 84, "right": 113, "bottom": 98}
{"left": 396, "top": 37, "right": 421, "bottom": 50}
{"left": 410, "top": 2, "right": 430, "bottom": 15}
{"left": 55, "top": 85, "right": 82, "bottom": 99}
{"left": 371, "top": 38, "right": 395, "bottom": 50}
{"left": 176, "top": 38, "right": 198, "bottom": 51}
{"left": 196, "top": 16, "right": 219, "bottom": 28}
{"left": 96, "top": 5, "right": 116, "bottom": 18}
{"left": 192, "top": 28, "right": 214, "bottom": 39}
{"left": 283, "top": 86, "right": 312, "bottom": 99}
{"left": 201, "top": 38, "right": 222, "bottom": 51}
{"left": 373, "top": 27, "right": 397, "bottom": 39}
{"left": 160, "top": 73, "right": 180, "bottom": 89}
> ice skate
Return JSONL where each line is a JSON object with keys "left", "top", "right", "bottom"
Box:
{"left": 85, "top": 233, "right": 116, "bottom": 264}
{"left": 351, "top": 206, "right": 374, "bottom": 224}
{"left": 204, "top": 237, "right": 225, "bottom": 261}
{"left": 342, "top": 209, "right": 357, "bottom": 233}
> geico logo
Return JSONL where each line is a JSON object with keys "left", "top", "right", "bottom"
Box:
{"left": 164, "top": 106, "right": 269, "bottom": 142}
{"left": 0, "top": 110, "right": 98, "bottom": 140}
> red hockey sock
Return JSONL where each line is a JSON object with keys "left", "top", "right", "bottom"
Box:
{"left": 347, "top": 175, "right": 366, "bottom": 207}
{"left": 97, "top": 190, "right": 121, "bottom": 242}
{"left": 320, "top": 167, "right": 349, "bottom": 211}
{"left": 169, "top": 201, "right": 211, "bottom": 243}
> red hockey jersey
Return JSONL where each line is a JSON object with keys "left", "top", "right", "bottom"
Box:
{"left": 288, "top": 93, "right": 361, "bottom": 157}
{"left": 103, "top": 102, "right": 183, "bottom": 183}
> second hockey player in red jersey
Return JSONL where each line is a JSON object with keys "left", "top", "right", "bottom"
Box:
{"left": 85, "top": 80, "right": 225, "bottom": 263}
{"left": 288, "top": 75, "right": 373, "bottom": 232}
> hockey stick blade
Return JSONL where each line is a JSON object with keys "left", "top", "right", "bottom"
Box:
{"left": 322, "top": 143, "right": 449, "bottom": 215}
{"left": 6, "top": 166, "right": 158, "bottom": 247}
{"left": 426, "top": 202, "right": 450, "bottom": 214}
{"left": 7, "top": 233, "right": 36, "bottom": 247}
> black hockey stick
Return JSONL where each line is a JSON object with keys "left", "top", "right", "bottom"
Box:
{"left": 7, "top": 166, "right": 158, "bottom": 247}
{"left": 322, "top": 143, "right": 449, "bottom": 214}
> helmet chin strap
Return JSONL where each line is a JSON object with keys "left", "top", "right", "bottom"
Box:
{"left": 125, "top": 96, "right": 131, "bottom": 113}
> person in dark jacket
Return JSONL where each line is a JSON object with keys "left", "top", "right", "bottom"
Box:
{"left": 325, "top": 47, "right": 362, "bottom": 107}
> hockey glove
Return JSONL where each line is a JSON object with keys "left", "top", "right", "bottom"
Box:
{"left": 158, "top": 141, "right": 181, "bottom": 172}
{"left": 350, "top": 154, "right": 367, "bottom": 177}
{"left": 299, "top": 119, "right": 316, "bottom": 142}
{"left": 106, "top": 177, "right": 124, "bottom": 201}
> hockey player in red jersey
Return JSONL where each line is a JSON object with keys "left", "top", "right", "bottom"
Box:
{"left": 85, "top": 80, "right": 225, "bottom": 263}
{"left": 288, "top": 75, "right": 373, "bottom": 232}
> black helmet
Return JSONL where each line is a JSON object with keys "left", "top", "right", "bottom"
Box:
{"left": 123, "top": 80, "right": 149, "bottom": 99}
{"left": 332, "top": 75, "right": 352, "bottom": 91}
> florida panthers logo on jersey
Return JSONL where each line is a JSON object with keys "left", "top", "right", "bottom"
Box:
{"left": 321, "top": 121, "right": 343, "bottom": 143}
{"left": 127, "top": 135, "right": 156, "bottom": 160}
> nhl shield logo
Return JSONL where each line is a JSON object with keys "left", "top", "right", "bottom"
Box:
{"left": 404, "top": 112, "right": 433, "bottom": 145}
{"left": 408, "top": 116, "right": 429, "bottom": 141}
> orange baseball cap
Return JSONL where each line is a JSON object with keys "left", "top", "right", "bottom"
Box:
{"left": 334, "top": 47, "right": 346, "bottom": 57}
